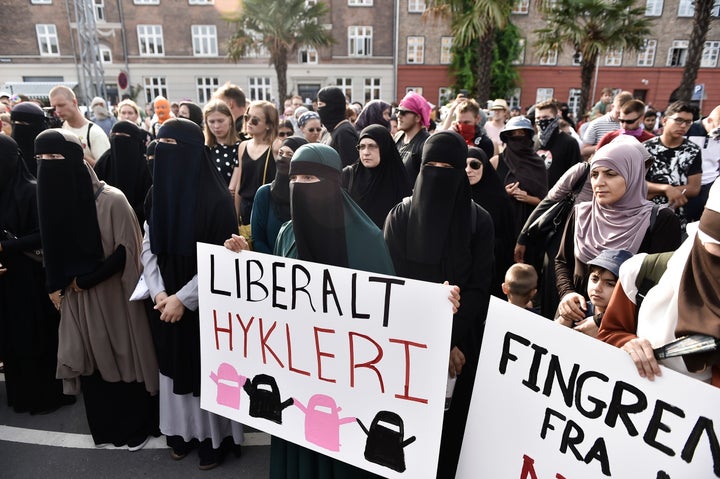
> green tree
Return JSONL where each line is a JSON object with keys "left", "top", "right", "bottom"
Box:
{"left": 225, "top": 0, "right": 334, "bottom": 105}
{"left": 676, "top": 0, "right": 715, "bottom": 102}
{"left": 534, "top": 0, "right": 653, "bottom": 117}
{"left": 490, "top": 21, "right": 522, "bottom": 101}
{"left": 427, "top": 0, "right": 513, "bottom": 104}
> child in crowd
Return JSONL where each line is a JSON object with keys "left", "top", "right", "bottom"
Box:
{"left": 556, "top": 249, "right": 632, "bottom": 337}
{"left": 502, "top": 263, "right": 538, "bottom": 312}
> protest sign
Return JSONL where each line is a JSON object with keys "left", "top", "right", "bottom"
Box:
{"left": 457, "top": 297, "right": 720, "bottom": 479}
{"left": 197, "top": 243, "right": 453, "bottom": 478}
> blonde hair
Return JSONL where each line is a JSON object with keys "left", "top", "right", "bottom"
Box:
{"left": 246, "top": 100, "right": 278, "bottom": 143}
{"left": 203, "top": 99, "right": 239, "bottom": 147}
{"left": 48, "top": 85, "right": 76, "bottom": 102}
{"left": 117, "top": 99, "right": 141, "bottom": 119}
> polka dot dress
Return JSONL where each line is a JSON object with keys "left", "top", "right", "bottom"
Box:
{"left": 210, "top": 142, "right": 240, "bottom": 185}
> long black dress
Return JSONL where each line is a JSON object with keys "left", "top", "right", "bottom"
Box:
{"left": 0, "top": 135, "right": 69, "bottom": 414}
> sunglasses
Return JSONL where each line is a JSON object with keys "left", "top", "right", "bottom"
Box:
{"left": 278, "top": 131, "right": 292, "bottom": 137}
{"left": 618, "top": 117, "right": 640, "bottom": 124}
{"left": 467, "top": 159, "right": 482, "bottom": 170}
{"left": 306, "top": 127, "right": 322, "bottom": 133}
{"left": 243, "top": 114, "right": 263, "bottom": 126}
{"left": 396, "top": 109, "right": 414, "bottom": 116}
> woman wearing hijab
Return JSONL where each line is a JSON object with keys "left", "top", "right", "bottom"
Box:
{"left": 35, "top": 128, "right": 158, "bottom": 449}
{"left": 341, "top": 124, "right": 412, "bottom": 229}
{"left": 94, "top": 120, "right": 153, "bottom": 228}
{"left": 384, "top": 130, "right": 494, "bottom": 479}
{"left": 297, "top": 111, "right": 323, "bottom": 144}
{"left": 490, "top": 116, "right": 548, "bottom": 239}
{"left": 317, "top": 86, "right": 359, "bottom": 167}
{"left": 248, "top": 136, "right": 307, "bottom": 254}
{"left": 178, "top": 101, "right": 204, "bottom": 128}
{"left": 203, "top": 99, "right": 240, "bottom": 187}
{"left": 0, "top": 135, "right": 74, "bottom": 414}
{"left": 354, "top": 100, "right": 391, "bottom": 132}
{"left": 10, "top": 101, "right": 48, "bottom": 177}
{"left": 269, "top": 143, "right": 394, "bottom": 479}
{"left": 141, "top": 118, "right": 242, "bottom": 469}
{"left": 466, "top": 146, "right": 515, "bottom": 298}
{"left": 556, "top": 137, "right": 682, "bottom": 326}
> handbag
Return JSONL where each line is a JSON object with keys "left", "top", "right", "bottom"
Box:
{"left": 2, "top": 229, "right": 44, "bottom": 264}
{"left": 524, "top": 162, "right": 590, "bottom": 246}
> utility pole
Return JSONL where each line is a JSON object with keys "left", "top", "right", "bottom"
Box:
{"left": 73, "top": 0, "right": 107, "bottom": 106}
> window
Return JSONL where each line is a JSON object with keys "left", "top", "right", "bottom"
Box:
{"left": 511, "top": 0, "right": 529, "bottom": 14}
{"left": 538, "top": 49, "right": 557, "bottom": 65}
{"left": 31, "top": 0, "right": 52, "bottom": 4}
{"left": 336, "top": 78, "right": 353, "bottom": 100}
{"left": 36, "top": 24, "right": 59, "bottom": 56}
{"left": 406, "top": 87, "right": 423, "bottom": 96}
{"left": 645, "top": 0, "right": 663, "bottom": 16}
{"left": 144, "top": 76, "right": 167, "bottom": 104}
{"left": 299, "top": 47, "right": 318, "bottom": 64}
{"left": 568, "top": 88, "right": 581, "bottom": 117}
{"left": 364, "top": 78, "right": 381, "bottom": 102}
{"left": 508, "top": 88, "right": 521, "bottom": 109}
{"left": 305, "top": 0, "right": 317, "bottom": 5}
{"left": 440, "top": 37, "right": 453, "bottom": 64}
{"left": 701, "top": 41, "right": 720, "bottom": 67}
{"left": 513, "top": 38, "right": 526, "bottom": 65}
{"left": 348, "top": 26, "right": 372, "bottom": 57}
{"left": 196, "top": 77, "right": 219, "bottom": 104}
{"left": 191, "top": 25, "right": 217, "bottom": 56}
{"left": 536, "top": 88, "right": 554, "bottom": 103}
{"left": 245, "top": 31, "right": 270, "bottom": 58}
{"left": 438, "top": 87, "right": 452, "bottom": 106}
{"left": 348, "top": 0, "right": 372, "bottom": 5}
{"left": 137, "top": 25, "right": 164, "bottom": 56}
{"left": 406, "top": 36, "right": 424, "bottom": 64}
{"left": 98, "top": 45, "right": 112, "bottom": 63}
{"left": 189, "top": 0, "right": 214, "bottom": 3}
{"left": 604, "top": 48, "right": 623, "bottom": 66}
{"left": 93, "top": 0, "right": 105, "bottom": 22}
{"left": 408, "top": 0, "right": 425, "bottom": 12}
{"left": 714, "top": 0, "right": 720, "bottom": 16}
{"left": 677, "top": 0, "right": 693, "bottom": 16}
{"left": 134, "top": 0, "right": 159, "bottom": 4}
{"left": 248, "top": 77, "right": 272, "bottom": 101}
{"left": 637, "top": 39, "right": 656, "bottom": 66}
{"left": 667, "top": 40, "right": 688, "bottom": 66}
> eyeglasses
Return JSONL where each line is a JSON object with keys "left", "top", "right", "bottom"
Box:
{"left": 618, "top": 117, "right": 641, "bottom": 124}
{"left": 278, "top": 131, "right": 292, "bottom": 137}
{"left": 356, "top": 143, "right": 379, "bottom": 151}
{"left": 467, "top": 159, "right": 482, "bottom": 170}
{"left": 396, "top": 109, "right": 414, "bottom": 116}
{"left": 306, "top": 127, "right": 322, "bottom": 133}
{"left": 667, "top": 116, "right": 693, "bottom": 126}
{"left": 243, "top": 114, "right": 263, "bottom": 126}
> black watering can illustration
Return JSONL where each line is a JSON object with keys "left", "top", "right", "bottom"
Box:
{"left": 243, "top": 374, "right": 293, "bottom": 424}
{"left": 357, "top": 410, "right": 416, "bottom": 473}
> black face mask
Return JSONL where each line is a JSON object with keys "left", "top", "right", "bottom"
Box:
{"left": 536, "top": 118, "right": 554, "bottom": 132}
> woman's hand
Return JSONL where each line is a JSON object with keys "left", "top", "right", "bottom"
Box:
{"left": 224, "top": 234, "right": 250, "bottom": 253}
{"left": 443, "top": 281, "right": 460, "bottom": 314}
{"left": 622, "top": 337, "right": 662, "bottom": 381}
{"left": 49, "top": 290, "right": 63, "bottom": 310}
{"left": 449, "top": 347, "right": 466, "bottom": 378}
{"left": 557, "top": 292, "right": 587, "bottom": 322}
{"left": 155, "top": 294, "right": 185, "bottom": 323}
{"left": 514, "top": 244, "right": 526, "bottom": 263}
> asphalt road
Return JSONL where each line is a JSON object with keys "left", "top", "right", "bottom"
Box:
{"left": 0, "top": 373, "right": 271, "bottom": 478}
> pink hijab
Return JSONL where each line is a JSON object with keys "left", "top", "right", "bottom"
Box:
{"left": 574, "top": 136, "right": 656, "bottom": 263}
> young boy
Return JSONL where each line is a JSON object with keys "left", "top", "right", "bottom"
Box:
{"left": 556, "top": 249, "right": 632, "bottom": 337}
{"left": 502, "top": 263, "right": 538, "bottom": 311}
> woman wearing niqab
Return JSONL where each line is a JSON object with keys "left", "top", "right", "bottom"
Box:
{"left": 270, "top": 143, "right": 393, "bottom": 479}
{"left": 35, "top": 128, "right": 159, "bottom": 448}
{"left": 0, "top": 135, "right": 73, "bottom": 414}
{"left": 10, "top": 101, "right": 48, "bottom": 177}
{"left": 94, "top": 120, "right": 152, "bottom": 228}
{"left": 341, "top": 124, "right": 412, "bottom": 229}
{"left": 354, "top": 100, "right": 391, "bottom": 132}
{"left": 383, "top": 130, "right": 494, "bottom": 478}
{"left": 141, "top": 118, "right": 243, "bottom": 469}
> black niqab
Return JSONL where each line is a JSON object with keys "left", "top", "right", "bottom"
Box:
{"left": 500, "top": 135, "right": 548, "bottom": 199}
{"left": 0, "top": 136, "right": 36, "bottom": 231}
{"left": 271, "top": 137, "right": 307, "bottom": 222}
{"left": 11, "top": 102, "right": 48, "bottom": 177}
{"left": 316, "top": 87, "right": 347, "bottom": 132}
{"left": 35, "top": 129, "right": 103, "bottom": 292}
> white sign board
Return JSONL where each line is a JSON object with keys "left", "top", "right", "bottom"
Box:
{"left": 197, "top": 244, "right": 453, "bottom": 478}
{"left": 457, "top": 298, "right": 720, "bottom": 479}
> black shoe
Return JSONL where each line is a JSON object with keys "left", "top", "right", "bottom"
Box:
{"left": 198, "top": 440, "right": 225, "bottom": 471}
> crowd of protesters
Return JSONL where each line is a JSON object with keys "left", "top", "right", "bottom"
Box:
{"left": 1, "top": 83, "right": 719, "bottom": 478}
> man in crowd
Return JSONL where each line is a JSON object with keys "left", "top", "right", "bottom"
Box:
{"left": 394, "top": 91, "right": 431, "bottom": 184}
{"left": 534, "top": 99, "right": 582, "bottom": 188}
{"left": 213, "top": 82, "right": 249, "bottom": 139}
{"left": 684, "top": 105, "right": 720, "bottom": 222}
{"left": 596, "top": 99, "right": 655, "bottom": 149}
{"left": 48, "top": 85, "right": 109, "bottom": 167}
{"left": 581, "top": 90, "right": 633, "bottom": 158}
{"left": 485, "top": 98, "right": 509, "bottom": 148}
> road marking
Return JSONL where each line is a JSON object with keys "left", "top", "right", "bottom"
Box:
{"left": 0, "top": 426, "right": 270, "bottom": 449}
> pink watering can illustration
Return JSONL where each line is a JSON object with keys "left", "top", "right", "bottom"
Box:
{"left": 293, "top": 394, "right": 356, "bottom": 452}
{"left": 209, "top": 363, "right": 247, "bottom": 409}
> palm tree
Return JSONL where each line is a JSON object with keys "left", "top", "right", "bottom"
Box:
{"left": 534, "top": 0, "right": 653, "bottom": 117}
{"left": 426, "top": 0, "right": 513, "bottom": 104}
{"left": 225, "top": 0, "right": 334, "bottom": 105}
{"left": 676, "top": 0, "right": 715, "bottom": 102}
